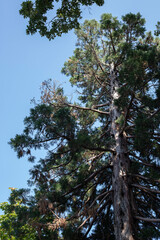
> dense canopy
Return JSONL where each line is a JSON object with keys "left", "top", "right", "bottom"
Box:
{"left": 7, "top": 13, "right": 160, "bottom": 239}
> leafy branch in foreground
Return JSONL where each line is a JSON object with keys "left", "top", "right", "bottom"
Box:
{"left": 0, "top": 189, "right": 37, "bottom": 240}
{"left": 9, "top": 13, "right": 160, "bottom": 240}
{"left": 19, "top": 0, "right": 104, "bottom": 40}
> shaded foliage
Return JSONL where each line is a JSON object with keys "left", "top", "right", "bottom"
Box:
{"left": 8, "top": 13, "right": 160, "bottom": 239}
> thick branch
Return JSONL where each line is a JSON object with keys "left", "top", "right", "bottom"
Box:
{"left": 93, "top": 102, "right": 110, "bottom": 108}
{"left": 65, "top": 103, "right": 109, "bottom": 115}
{"left": 134, "top": 216, "right": 160, "bottom": 222}
{"left": 36, "top": 130, "right": 114, "bottom": 153}
{"left": 82, "top": 145, "right": 114, "bottom": 153}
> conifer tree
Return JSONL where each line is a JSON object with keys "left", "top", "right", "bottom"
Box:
{"left": 10, "top": 13, "right": 160, "bottom": 239}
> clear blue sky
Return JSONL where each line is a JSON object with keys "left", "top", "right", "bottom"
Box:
{"left": 1, "top": 0, "right": 160, "bottom": 204}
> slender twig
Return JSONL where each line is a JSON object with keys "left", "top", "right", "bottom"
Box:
{"left": 77, "top": 216, "right": 91, "bottom": 229}
{"left": 89, "top": 190, "right": 112, "bottom": 209}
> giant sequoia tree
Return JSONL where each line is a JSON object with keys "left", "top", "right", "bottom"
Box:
{"left": 10, "top": 13, "right": 160, "bottom": 239}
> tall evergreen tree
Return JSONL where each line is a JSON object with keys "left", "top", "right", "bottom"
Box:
{"left": 10, "top": 13, "right": 160, "bottom": 239}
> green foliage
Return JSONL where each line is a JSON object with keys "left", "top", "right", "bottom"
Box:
{"left": 0, "top": 190, "right": 37, "bottom": 240}
{"left": 19, "top": 0, "right": 104, "bottom": 40}
{"left": 8, "top": 13, "right": 160, "bottom": 239}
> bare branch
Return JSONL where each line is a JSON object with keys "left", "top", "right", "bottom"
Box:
{"left": 129, "top": 173, "right": 160, "bottom": 184}
{"left": 132, "top": 183, "right": 160, "bottom": 194}
{"left": 93, "top": 102, "right": 110, "bottom": 108}
{"left": 84, "top": 197, "right": 111, "bottom": 237}
{"left": 89, "top": 190, "right": 112, "bottom": 209}
{"left": 148, "top": 108, "right": 160, "bottom": 119}
{"left": 125, "top": 124, "right": 135, "bottom": 131}
{"left": 134, "top": 216, "right": 160, "bottom": 222}
{"left": 78, "top": 216, "right": 91, "bottom": 230}
{"left": 130, "top": 153, "right": 160, "bottom": 169}
{"left": 82, "top": 145, "right": 115, "bottom": 153}
{"left": 65, "top": 103, "right": 109, "bottom": 115}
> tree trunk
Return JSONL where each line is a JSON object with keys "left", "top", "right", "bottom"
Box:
{"left": 110, "top": 64, "right": 134, "bottom": 240}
